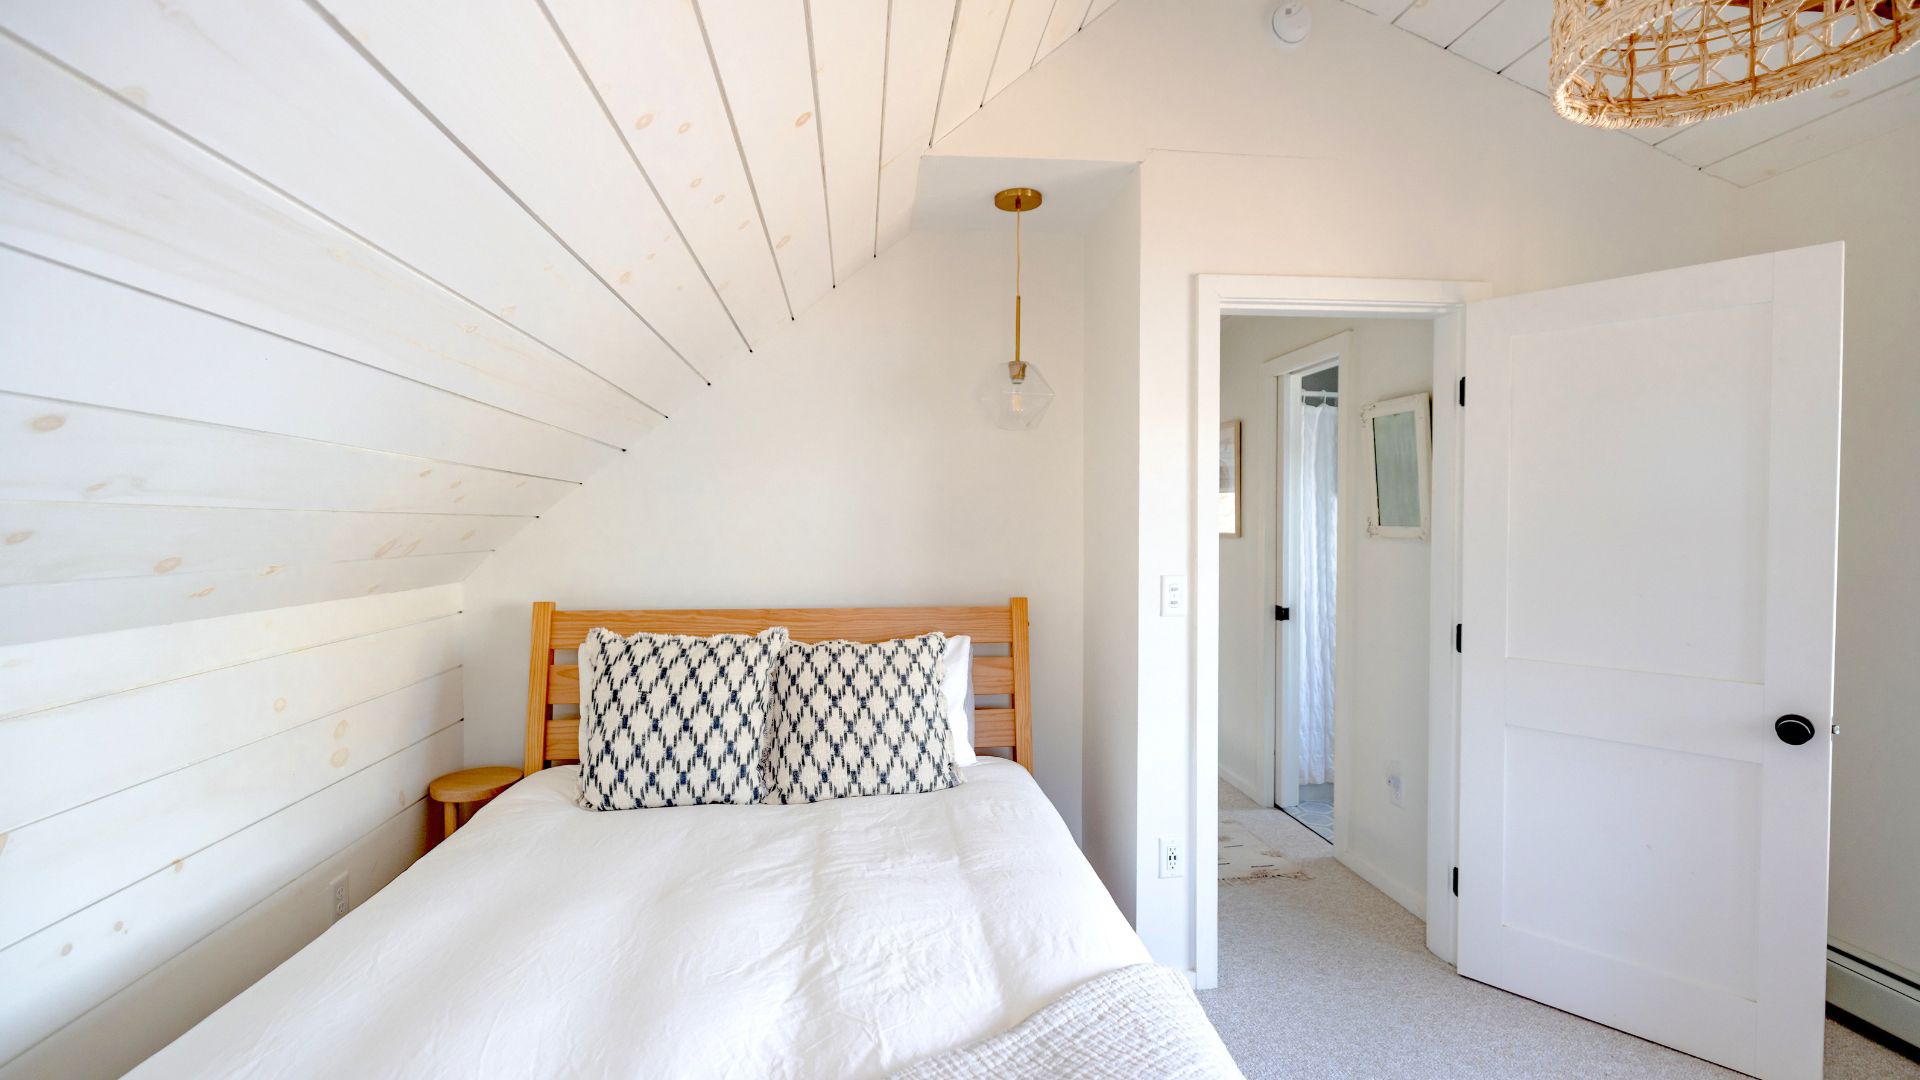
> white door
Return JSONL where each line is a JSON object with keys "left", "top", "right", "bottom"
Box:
{"left": 1457, "top": 244, "right": 1842, "bottom": 1080}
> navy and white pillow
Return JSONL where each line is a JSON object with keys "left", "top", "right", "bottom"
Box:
{"left": 762, "top": 632, "right": 961, "bottom": 803}
{"left": 576, "top": 626, "right": 788, "bottom": 811}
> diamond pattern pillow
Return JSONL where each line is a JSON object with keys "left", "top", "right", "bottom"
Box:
{"left": 762, "top": 632, "right": 961, "bottom": 803}
{"left": 576, "top": 626, "right": 788, "bottom": 811}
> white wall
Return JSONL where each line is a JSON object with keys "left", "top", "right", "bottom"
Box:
{"left": 0, "top": 588, "right": 463, "bottom": 1080}
{"left": 458, "top": 229, "right": 1092, "bottom": 836}
{"left": 1745, "top": 127, "right": 1920, "bottom": 989}
{"left": 939, "top": 0, "right": 1750, "bottom": 969}
{"left": 1217, "top": 316, "right": 1434, "bottom": 914}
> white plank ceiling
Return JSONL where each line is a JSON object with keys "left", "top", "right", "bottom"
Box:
{"left": 0, "top": 0, "right": 1116, "bottom": 644}
{"left": 1346, "top": 0, "right": 1920, "bottom": 186}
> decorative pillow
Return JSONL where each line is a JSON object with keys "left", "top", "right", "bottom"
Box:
{"left": 762, "top": 632, "right": 961, "bottom": 803}
{"left": 940, "top": 634, "right": 979, "bottom": 767}
{"left": 576, "top": 626, "right": 788, "bottom": 811}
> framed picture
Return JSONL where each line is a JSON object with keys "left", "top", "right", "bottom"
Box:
{"left": 1359, "top": 392, "right": 1432, "bottom": 540}
{"left": 1218, "top": 419, "right": 1242, "bottom": 537}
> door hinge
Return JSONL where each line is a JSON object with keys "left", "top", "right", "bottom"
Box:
{"left": 1454, "top": 623, "right": 1462, "bottom": 654}
{"left": 1452, "top": 866, "right": 1459, "bottom": 897}
{"left": 1275, "top": 605, "right": 1291, "bottom": 622}
{"left": 1457, "top": 376, "right": 1466, "bottom": 407}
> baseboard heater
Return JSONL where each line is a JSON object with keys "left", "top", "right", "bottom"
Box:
{"left": 1828, "top": 944, "right": 1920, "bottom": 1050}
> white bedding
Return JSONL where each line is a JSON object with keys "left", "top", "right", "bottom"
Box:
{"left": 131, "top": 759, "right": 1151, "bottom": 1079}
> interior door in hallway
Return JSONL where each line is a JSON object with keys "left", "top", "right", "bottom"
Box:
{"left": 1456, "top": 244, "right": 1843, "bottom": 1080}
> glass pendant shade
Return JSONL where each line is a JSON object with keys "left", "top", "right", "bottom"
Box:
{"left": 983, "top": 359, "right": 1055, "bottom": 430}
{"left": 1551, "top": 0, "right": 1920, "bottom": 129}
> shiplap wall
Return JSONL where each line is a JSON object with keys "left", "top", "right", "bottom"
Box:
{"left": 0, "top": 3, "right": 1110, "bottom": 1073}
{"left": 0, "top": 587, "right": 464, "bottom": 1078}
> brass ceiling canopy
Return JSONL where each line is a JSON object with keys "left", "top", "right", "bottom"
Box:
{"left": 993, "top": 187, "right": 1044, "bottom": 213}
{"left": 1551, "top": 0, "right": 1920, "bottom": 129}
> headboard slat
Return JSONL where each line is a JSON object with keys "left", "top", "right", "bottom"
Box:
{"left": 526, "top": 600, "right": 1033, "bottom": 776}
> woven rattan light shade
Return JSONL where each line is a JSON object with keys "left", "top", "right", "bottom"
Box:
{"left": 1551, "top": 0, "right": 1920, "bottom": 128}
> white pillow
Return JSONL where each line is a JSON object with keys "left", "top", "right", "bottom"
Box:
{"left": 941, "top": 635, "right": 978, "bottom": 767}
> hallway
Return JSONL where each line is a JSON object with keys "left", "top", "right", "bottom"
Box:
{"left": 1197, "top": 784, "right": 1919, "bottom": 1079}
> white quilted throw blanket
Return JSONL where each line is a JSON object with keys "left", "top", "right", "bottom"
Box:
{"left": 891, "top": 964, "right": 1244, "bottom": 1079}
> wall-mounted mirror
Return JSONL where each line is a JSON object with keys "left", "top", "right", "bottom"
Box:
{"left": 1360, "top": 392, "right": 1431, "bottom": 540}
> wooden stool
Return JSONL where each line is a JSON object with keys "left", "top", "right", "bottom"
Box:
{"left": 428, "top": 766, "right": 522, "bottom": 845}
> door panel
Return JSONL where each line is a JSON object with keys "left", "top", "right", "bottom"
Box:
{"left": 1458, "top": 244, "right": 1842, "bottom": 1080}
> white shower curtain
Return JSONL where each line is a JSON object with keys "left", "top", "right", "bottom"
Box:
{"left": 1290, "top": 402, "right": 1338, "bottom": 785}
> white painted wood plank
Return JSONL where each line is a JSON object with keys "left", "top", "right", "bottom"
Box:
{"left": 878, "top": 0, "right": 961, "bottom": 251}
{"left": 0, "top": 0, "right": 696, "bottom": 420}
{"left": 1500, "top": 35, "right": 1550, "bottom": 94}
{"left": 0, "top": 395, "right": 569, "bottom": 517}
{"left": 985, "top": 0, "right": 1054, "bottom": 100}
{"left": 0, "top": 798, "right": 428, "bottom": 1080}
{"left": 0, "top": 502, "right": 521, "bottom": 587}
{"left": 0, "top": 249, "right": 613, "bottom": 482}
{"left": 542, "top": 0, "right": 789, "bottom": 344}
{"left": 1707, "top": 77, "right": 1920, "bottom": 185}
{"left": 0, "top": 587, "right": 460, "bottom": 721}
{"left": 1630, "top": 122, "right": 1693, "bottom": 145}
{"left": 316, "top": 0, "right": 741, "bottom": 390}
{"left": 808, "top": 0, "right": 889, "bottom": 277}
{"left": 697, "top": 0, "right": 836, "bottom": 315}
{"left": 0, "top": 36, "right": 657, "bottom": 447}
{"left": 0, "top": 617, "right": 458, "bottom": 831}
{"left": 932, "top": 0, "right": 1014, "bottom": 142}
{"left": 1084, "top": 0, "right": 1121, "bottom": 21}
{"left": 0, "top": 671, "right": 460, "bottom": 949}
{"left": 1347, "top": 0, "right": 1418, "bottom": 19}
{"left": 1448, "top": 0, "right": 1550, "bottom": 72}
{"left": 1659, "top": 51, "right": 1920, "bottom": 167}
{"left": 0, "top": 552, "right": 487, "bottom": 646}
{"left": 0, "top": 724, "right": 460, "bottom": 1064}
{"left": 1394, "top": 0, "right": 1503, "bottom": 48}
{"left": 1033, "top": 0, "right": 1091, "bottom": 61}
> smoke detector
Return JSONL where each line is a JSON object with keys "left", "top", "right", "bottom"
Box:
{"left": 1269, "top": 1, "right": 1311, "bottom": 48}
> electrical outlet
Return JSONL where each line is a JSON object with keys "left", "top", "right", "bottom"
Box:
{"left": 329, "top": 872, "right": 350, "bottom": 921}
{"left": 1159, "top": 575, "right": 1187, "bottom": 617}
{"left": 1386, "top": 760, "right": 1404, "bottom": 808}
{"left": 1158, "top": 837, "right": 1184, "bottom": 879}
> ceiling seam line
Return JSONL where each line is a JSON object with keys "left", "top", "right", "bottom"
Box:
{"left": 0, "top": 498, "right": 540, "bottom": 521}
{"left": 982, "top": 0, "right": 1020, "bottom": 107}
{"left": 0, "top": 718, "right": 461, "bottom": 955}
{"left": 874, "top": 0, "right": 895, "bottom": 258}
{"left": 0, "top": 612, "right": 465, "bottom": 724}
{"left": 0, "top": 666, "right": 466, "bottom": 838}
{"left": 1496, "top": 35, "right": 1549, "bottom": 75}
{"left": 929, "top": 0, "right": 967, "bottom": 146}
{"left": 299, "top": 0, "right": 701, "bottom": 399}
{"left": 800, "top": 0, "right": 840, "bottom": 287}
{"left": 0, "top": 241, "right": 628, "bottom": 455}
{"left": 532, "top": 0, "right": 752, "bottom": 358}
{"left": 1029, "top": 0, "right": 1062, "bottom": 68}
{"left": 1691, "top": 72, "right": 1920, "bottom": 171}
{"left": 689, "top": 0, "right": 799, "bottom": 321}
{"left": 0, "top": 388, "right": 586, "bottom": 486}
{"left": 1441, "top": 0, "right": 1508, "bottom": 51}
{"left": 0, "top": 26, "right": 672, "bottom": 431}
{"left": 1074, "top": 0, "right": 1097, "bottom": 32}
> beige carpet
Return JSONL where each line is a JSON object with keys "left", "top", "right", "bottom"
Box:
{"left": 1199, "top": 782, "right": 1920, "bottom": 1079}
{"left": 1218, "top": 820, "right": 1309, "bottom": 883}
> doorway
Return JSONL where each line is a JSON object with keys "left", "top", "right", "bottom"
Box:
{"left": 1275, "top": 348, "right": 1340, "bottom": 843}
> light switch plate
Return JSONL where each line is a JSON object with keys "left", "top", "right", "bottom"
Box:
{"left": 1159, "top": 574, "right": 1187, "bottom": 617}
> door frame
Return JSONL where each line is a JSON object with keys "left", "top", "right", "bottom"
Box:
{"left": 1261, "top": 333, "right": 1350, "bottom": 815}
{"left": 1193, "top": 274, "right": 1490, "bottom": 988}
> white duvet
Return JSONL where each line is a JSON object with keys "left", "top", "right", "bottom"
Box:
{"left": 131, "top": 760, "right": 1150, "bottom": 1079}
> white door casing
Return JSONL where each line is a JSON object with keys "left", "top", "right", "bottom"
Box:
{"left": 1457, "top": 244, "right": 1842, "bottom": 1080}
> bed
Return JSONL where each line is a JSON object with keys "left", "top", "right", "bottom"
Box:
{"left": 130, "top": 600, "right": 1236, "bottom": 1079}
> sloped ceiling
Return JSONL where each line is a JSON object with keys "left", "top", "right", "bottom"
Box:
{"left": 0, "top": 0, "right": 1120, "bottom": 646}
{"left": 1345, "top": 0, "right": 1920, "bottom": 185}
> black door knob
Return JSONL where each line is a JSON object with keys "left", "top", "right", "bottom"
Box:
{"left": 1775, "top": 714, "right": 1816, "bottom": 746}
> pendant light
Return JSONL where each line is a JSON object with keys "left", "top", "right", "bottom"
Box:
{"left": 1551, "top": 0, "right": 1919, "bottom": 129}
{"left": 982, "top": 187, "right": 1055, "bottom": 431}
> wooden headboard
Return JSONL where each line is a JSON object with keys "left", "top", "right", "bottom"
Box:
{"left": 524, "top": 599, "right": 1033, "bottom": 776}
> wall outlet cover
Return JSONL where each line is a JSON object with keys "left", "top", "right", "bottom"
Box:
{"left": 329, "top": 872, "right": 350, "bottom": 920}
{"left": 1158, "top": 837, "right": 1185, "bottom": 878}
{"left": 1159, "top": 575, "right": 1188, "bottom": 617}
